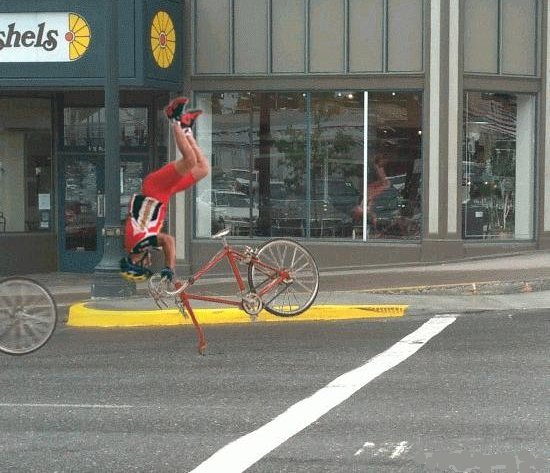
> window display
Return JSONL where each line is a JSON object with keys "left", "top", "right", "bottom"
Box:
{"left": 463, "top": 92, "right": 535, "bottom": 240}
{"left": 63, "top": 107, "right": 148, "bottom": 150}
{"left": 0, "top": 98, "right": 53, "bottom": 233}
{"left": 194, "top": 91, "right": 423, "bottom": 241}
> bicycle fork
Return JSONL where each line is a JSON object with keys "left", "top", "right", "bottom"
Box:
{"left": 174, "top": 281, "right": 207, "bottom": 355}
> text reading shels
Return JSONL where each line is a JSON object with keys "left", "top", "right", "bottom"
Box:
{"left": 0, "top": 22, "right": 58, "bottom": 51}
{"left": 0, "top": 13, "right": 90, "bottom": 63}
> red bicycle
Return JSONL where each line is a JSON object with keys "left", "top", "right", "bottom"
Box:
{"left": 147, "top": 228, "right": 319, "bottom": 354}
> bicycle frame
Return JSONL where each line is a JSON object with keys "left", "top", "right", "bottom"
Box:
{"left": 173, "top": 241, "right": 290, "bottom": 354}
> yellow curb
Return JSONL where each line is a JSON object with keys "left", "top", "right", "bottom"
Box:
{"left": 67, "top": 303, "right": 407, "bottom": 327}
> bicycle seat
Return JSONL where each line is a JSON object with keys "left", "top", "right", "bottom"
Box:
{"left": 212, "top": 228, "right": 231, "bottom": 239}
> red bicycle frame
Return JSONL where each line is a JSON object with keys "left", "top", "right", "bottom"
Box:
{"left": 173, "top": 242, "right": 290, "bottom": 354}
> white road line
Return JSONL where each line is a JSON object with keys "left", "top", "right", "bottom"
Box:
{"left": 354, "top": 441, "right": 375, "bottom": 456}
{"left": 190, "top": 315, "right": 458, "bottom": 473}
{"left": 0, "top": 403, "right": 134, "bottom": 409}
{"left": 390, "top": 441, "right": 410, "bottom": 459}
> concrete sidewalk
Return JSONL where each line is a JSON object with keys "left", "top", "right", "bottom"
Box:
{"left": 16, "top": 248, "right": 550, "bottom": 326}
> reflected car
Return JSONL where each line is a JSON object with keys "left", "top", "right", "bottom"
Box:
{"left": 198, "top": 189, "right": 259, "bottom": 234}
{"left": 229, "top": 168, "right": 259, "bottom": 195}
{"left": 312, "top": 179, "right": 360, "bottom": 214}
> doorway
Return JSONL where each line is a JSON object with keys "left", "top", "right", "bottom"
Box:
{"left": 58, "top": 154, "right": 148, "bottom": 272}
{"left": 58, "top": 154, "right": 104, "bottom": 271}
{"left": 57, "top": 93, "right": 168, "bottom": 272}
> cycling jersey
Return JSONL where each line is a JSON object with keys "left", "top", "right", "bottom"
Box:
{"left": 124, "top": 162, "right": 196, "bottom": 253}
{"left": 124, "top": 194, "right": 166, "bottom": 253}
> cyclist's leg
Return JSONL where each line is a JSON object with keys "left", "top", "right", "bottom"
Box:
{"left": 143, "top": 162, "right": 196, "bottom": 202}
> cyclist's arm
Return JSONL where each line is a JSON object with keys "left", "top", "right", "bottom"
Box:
{"left": 156, "top": 232, "right": 176, "bottom": 269}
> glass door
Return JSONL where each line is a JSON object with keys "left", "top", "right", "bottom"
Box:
{"left": 58, "top": 155, "right": 104, "bottom": 271}
{"left": 58, "top": 96, "right": 166, "bottom": 271}
{"left": 120, "top": 155, "right": 147, "bottom": 226}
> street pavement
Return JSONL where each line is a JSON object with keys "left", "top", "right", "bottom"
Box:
{"left": 4, "top": 251, "right": 550, "bottom": 471}
{"left": 15, "top": 248, "right": 550, "bottom": 324}
{"left": 1, "top": 311, "right": 548, "bottom": 472}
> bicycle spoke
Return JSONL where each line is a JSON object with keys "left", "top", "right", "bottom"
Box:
{"left": 21, "top": 312, "right": 53, "bottom": 333}
{"left": 272, "top": 286, "right": 302, "bottom": 314}
{"left": 292, "top": 259, "right": 314, "bottom": 276}
{"left": 21, "top": 321, "right": 45, "bottom": 346}
{"left": 289, "top": 246, "right": 302, "bottom": 268}
{"left": 263, "top": 284, "right": 291, "bottom": 306}
{"left": 0, "top": 319, "right": 17, "bottom": 338}
{"left": 261, "top": 248, "right": 280, "bottom": 269}
{"left": 18, "top": 306, "right": 51, "bottom": 322}
{"left": 290, "top": 276, "right": 316, "bottom": 293}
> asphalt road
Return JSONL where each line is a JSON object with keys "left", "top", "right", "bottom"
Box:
{"left": 0, "top": 311, "right": 548, "bottom": 472}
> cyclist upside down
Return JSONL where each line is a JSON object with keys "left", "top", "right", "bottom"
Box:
{"left": 120, "top": 98, "right": 209, "bottom": 282}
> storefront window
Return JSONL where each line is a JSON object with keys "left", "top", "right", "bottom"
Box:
{"left": 463, "top": 92, "right": 535, "bottom": 240}
{"left": 0, "top": 98, "right": 53, "bottom": 233}
{"left": 194, "top": 91, "right": 422, "bottom": 241}
{"left": 63, "top": 107, "right": 148, "bottom": 150}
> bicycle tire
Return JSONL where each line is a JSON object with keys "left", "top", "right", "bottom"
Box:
{"left": 248, "top": 239, "right": 319, "bottom": 317}
{"left": 0, "top": 277, "right": 57, "bottom": 355}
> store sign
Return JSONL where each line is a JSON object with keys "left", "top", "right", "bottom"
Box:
{"left": 150, "top": 10, "right": 175, "bottom": 69}
{"left": 0, "top": 12, "right": 91, "bottom": 62}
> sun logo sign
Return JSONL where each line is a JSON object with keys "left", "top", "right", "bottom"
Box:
{"left": 0, "top": 12, "right": 91, "bottom": 62}
{"left": 65, "top": 13, "right": 91, "bottom": 61}
{"left": 150, "top": 11, "right": 175, "bottom": 69}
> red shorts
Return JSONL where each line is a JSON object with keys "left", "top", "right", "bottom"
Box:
{"left": 142, "top": 162, "right": 196, "bottom": 204}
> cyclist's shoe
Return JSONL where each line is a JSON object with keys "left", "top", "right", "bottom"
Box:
{"left": 119, "top": 257, "right": 153, "bottom": 282}
{"left": 160, "top": 266, "right": 174, "bottom": 281}
{"left": 178, "top": 110, "right": 202, "bottom": 130}
{"left": 165, "top": 97, "right": 189, "bottom": 121}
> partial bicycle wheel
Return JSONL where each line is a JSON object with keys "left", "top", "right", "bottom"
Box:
{"left": 148, "top": 273, "right": 188, "bottom": 317}
{"left": 248, "top": 239, "right": 319, "bottom": 317}
{"left": 0, "top": 277, "right": 57, "bottom": 355}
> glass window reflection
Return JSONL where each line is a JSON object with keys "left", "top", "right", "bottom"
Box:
{"left": 195, "top": 91, "right": 423, "bottom": 241}
{"left": 0, "top": 98, "right": 53, "bottom": 233}
{"left": 63, "top": 107, "right": 148, "bottom": 150}
{"left": 463, "top": 92, "right": 534, "bottom": 240}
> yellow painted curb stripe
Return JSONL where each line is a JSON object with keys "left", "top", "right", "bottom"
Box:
{"left": 67, "top": 303, "right": 407, "bottom": 327}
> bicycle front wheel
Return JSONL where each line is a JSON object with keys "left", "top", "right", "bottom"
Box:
{"left": 0, "top": 277, "right": 57, "bottom": 355}
{"left": 248, "top": 239, "right": 319, "bottom": 317}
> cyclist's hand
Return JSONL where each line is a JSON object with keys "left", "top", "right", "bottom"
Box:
{"left": 160, "top": 267, "right": 174, "bottom": 281}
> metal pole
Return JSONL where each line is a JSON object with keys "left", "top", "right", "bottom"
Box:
{"left": 91, "top": 0, "right": 135, "bottom": 297}
{"left": 305, "top": 93, "right": 312, "bottom": 238}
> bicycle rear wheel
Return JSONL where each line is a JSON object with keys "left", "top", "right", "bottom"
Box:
{"left": 248, "top": 239, "right": 319, "bottom": 317}
{"left": 0, "top": 277, "right": 57, "bottom": 355}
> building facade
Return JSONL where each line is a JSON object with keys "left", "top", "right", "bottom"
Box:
{"left": 0, "top": 0, "right": 549, "bottom": 275}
